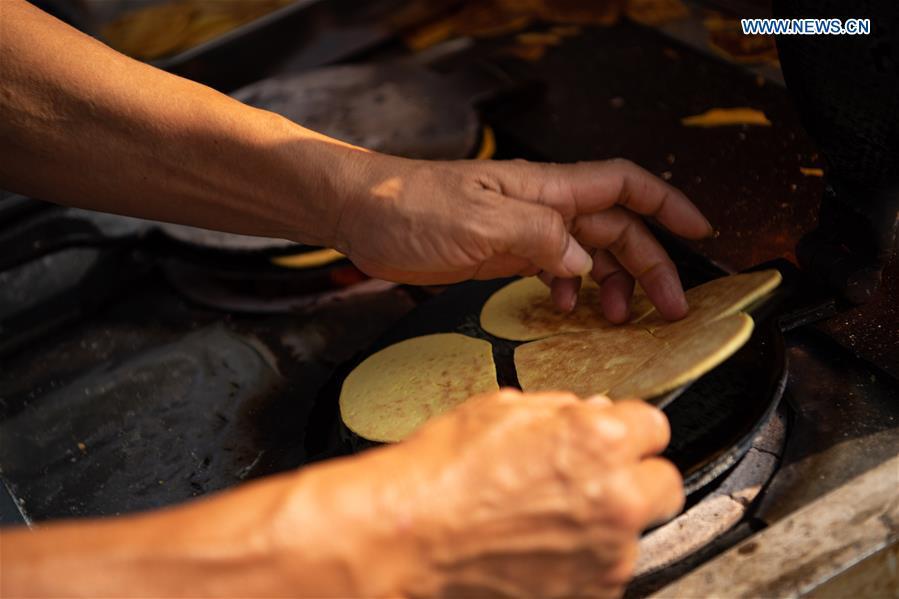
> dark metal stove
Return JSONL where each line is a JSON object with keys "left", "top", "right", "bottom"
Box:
{"left": 2, "top": 1, "right": 898, "bottom": 596}
{"left": 0, "top": 223, "right": 416, "bottom": 521}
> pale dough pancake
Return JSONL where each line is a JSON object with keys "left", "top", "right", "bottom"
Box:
{"left": 515, "top": 313, "right": 754, "bottom": 401}
{"left": 636, "top": 269, "right": 780, "bottom": 338}
{"left": 608, "top": 313, "right": 754, "bottom": 399}
{"left": 513, "top": 269, "right": 777, "bottom": 400}
{"left": 339, "top": 333, "right": 498, "bottom": 443}
{"left": 481, "top": 276, "right": 654, "bottom": 341}
{"left": 515, "top": 325, "right": 660, "bottom": 398}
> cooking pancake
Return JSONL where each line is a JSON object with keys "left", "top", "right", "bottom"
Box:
{"left": 480, "top": 276, "right": 654, "bottom": 341}
{"left": 515, "top": 325, "right": 660, "bottom": 398}
{"left": 636, "top": 270, "right": 780, "bottom": 338}
{"left": 608, "top": 312, "right": 754, "bottom": 399}
{"left": 339, "top": 333, "right": 498, "bottom": 443}
{"left": 515, "top": 311, "right": 755, "bottom": 400}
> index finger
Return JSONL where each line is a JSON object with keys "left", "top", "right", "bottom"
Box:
{"left": 550, "top": 160, "right": 712, "bottom": 241}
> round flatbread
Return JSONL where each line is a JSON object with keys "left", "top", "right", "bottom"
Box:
{"left": 608, "top": 313, "right": 754, "bottom": 399}
{"left": 481, "top": 276, "right": 654, "bottom": 341}
{"left": 515, "top": 325, "right": 660, "bottom": 398}
{"left": 636, "top": 270, "right": 780, "bottom": 338}
{"left": 339, "top": 333, "right": 498, "bottom": 443}
{"left": 514, "top": 312, "right": 755, "bottom": 401}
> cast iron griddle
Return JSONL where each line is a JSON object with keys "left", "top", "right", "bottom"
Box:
{"left": 310, "top": 274, "right": 787, "bottom": 495}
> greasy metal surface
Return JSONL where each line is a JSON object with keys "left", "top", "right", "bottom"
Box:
{"left": 755, "top": 327, "right": 899, "bottom": 524}
{"left": 0, "top": 325, "right": 284, "bottom": 521}
{"left": 809, "top": 541, "right": 899, "bottom": 599}
{"left": 650, "top": 454, "right": 899, "bottom": 598}
{"left": 458, "top": 23, "right": 825, "bottom": 270}
{"left": 231, "top": 63, "right": 480, "bottom": 159}
{"left": 162, "top": 0, "right": 462, "bottom": 92}
{"left": 0, "top": 262, "right": 414, "bottom": 524}
{"left": 816, "top": 256, "right": 899, "bottom": 381}
{"left": 775, "top": 2, "right": 899, "bottom": 195}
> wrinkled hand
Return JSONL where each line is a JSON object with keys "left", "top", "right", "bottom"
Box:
{"left": 294, "top": 390, "right": 684, "bottom": 598}
{"left": 336, "top": 155, "right": 712, "bottom": 321}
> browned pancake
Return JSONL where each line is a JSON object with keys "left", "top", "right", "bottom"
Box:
{"left": 635, "top": 270, "right": 781, "bottom": 339}
{"left": 481, "top": 276, "right": 654, "bottom": 341}
{"left": 515, "top": 324, "right": 660, "bottom": 397}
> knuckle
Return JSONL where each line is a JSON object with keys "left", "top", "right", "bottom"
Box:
{"left": 659, "top": 459, "right": 685, "bottom": 492}
{"left": 607, "top": 157, "right": 636, "bottom": 171}
{"left": 607, "top": 220, "right": 636, "bottom": 256}
{"left": 592, "top": 416, "right": 629, "bottom": 451}
{"left": 557, "top": 400, "right": 589, "bottom": 428}
{"left": 607, "top": 475, "right": 651, "bottom": 530}
{"left": 531, "top": 207, "right": 567, "bottom": 254}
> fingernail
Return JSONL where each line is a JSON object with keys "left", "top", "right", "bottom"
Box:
{"left": 566, "top": 291, "right": 577, "bottom": 312}
{"left": 562, "top": 240, "right": 593, "bottom": 276}
{"left": 704, "top": 216, "right": 715, "bottom": 236}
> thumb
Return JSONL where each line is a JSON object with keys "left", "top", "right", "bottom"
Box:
{"left": 493, "top": 198, "right": 593, "bottom": 278}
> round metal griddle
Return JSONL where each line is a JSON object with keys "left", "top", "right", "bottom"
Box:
{"left": 307, "top": 276, "right": 788, "bottom": 495}
{"left": 0, "top": 208, "right": 344, "bottom": 272}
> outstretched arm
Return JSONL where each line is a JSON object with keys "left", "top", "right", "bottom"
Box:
{"left": 0, "top": 0, "right": 711, "bottom": 316}
{"left": 1, "top": 392, "right": 682, "bottom": 598}
{"left": 0, "top": 0, "right": 361, "bottom": 247}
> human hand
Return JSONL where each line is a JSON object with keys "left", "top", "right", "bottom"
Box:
{"left": 287, "top": 389, "right": 683, "bottom": 598}
{"left": 1, "top": 390, "right": 681, "bottom": 598}
{"left": 335, "top": 154, "right": 712, "bottom": 322}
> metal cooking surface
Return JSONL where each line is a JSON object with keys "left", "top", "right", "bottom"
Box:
{"left": 0, "top": 264, "right": 414, "bottom": 523}
{"left": 312, "top": 259, "right": 787, "bottom": 496}
{"left": 232, "top": 63, "right": 480, "bottom": 159}
{"left": 0, "top": 325, "right": 284, "bottom": 519}
{"left": 456, "top": 22, "right": 825, "bottom": 271}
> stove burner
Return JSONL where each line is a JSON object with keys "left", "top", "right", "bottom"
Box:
{"left": 0, "top": 325, "right": 285, "bottom": 521}
{"left": 161, "top": 258, "right": 392, "bottom": 314}
{"left": 634, "top": 408, "right": 786, "bottom": 579}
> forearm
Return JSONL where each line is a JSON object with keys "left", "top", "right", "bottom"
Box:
{"left": 0, "top": 451, "right": 422, "bottom": 598}
{"left": 1, "top": 477, "right": 289, "bottom": 597}
{"left": 0, "top": 0, "right": 371, "bottom": 246}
